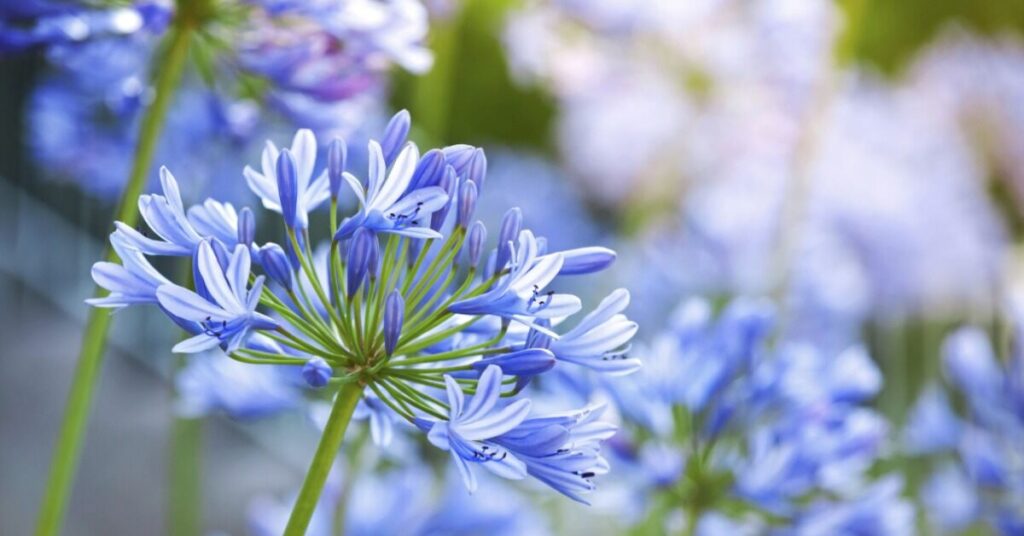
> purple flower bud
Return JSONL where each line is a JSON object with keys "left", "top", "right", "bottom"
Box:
{"left": 430, "top": 166, "right": 459, "bottom": 231}
{"left": 328, "top": 137, "right": 347, "bottom": 199}
{"left": 367, "top": 231, "right": 381, "bottom": 279}
{"left": 466, "top": 221, "right": 486, "bottom": 269}
{"left": 283, "top": 230, "right": 303, "bottom": 269}
{"left": 464, "top": 148, "right": 487, "bottom": 191}
{"left": 237, "top": 207, "right": 255, "bottom": 246}
{"left": 209, "top": 239, "right": 231, "bottom": 270}
{"left": 408, "top": 149, "right": 446, "bottom": 191}
{"left": 384, "top": 290, "right": 404, "bottom": 356}
{"left": 380, "top": 110, "right": 411, "bottom": 166}
{"left": 557, "top": 246, "right": 617, "bottom": 275}
{"left": 347, "top": 228, "right": 375, "bottom": 297}
{"left": 276, "top": 149, "right": 299, "bottom": 229}
{"left": 302, "top": 357, "right": 332, "bottom": 388}
{"left": 258, "top": 243, "right": 293, "bottom": 289}
{"left": 441, "top": 144, "right": 475, "bottom": 173}
{"left": 484, "top": 249, "right": 497, "bottom": 277}
{"left": 494, "top": 207, "right": 523, "bottom": 275}
{"left": 456, "top": 179, "right": 478, "bottom": 228}
{"left": 472, "top": 348, "right": 555, "bottom": 377}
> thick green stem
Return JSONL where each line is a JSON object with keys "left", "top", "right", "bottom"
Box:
{"left": 34, "top": 22, "right": 193, "bottom": 536}
{"left": 284, "top": 383, "right": 364, "bottom": 536}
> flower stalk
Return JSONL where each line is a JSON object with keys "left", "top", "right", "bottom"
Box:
{"left": 284, "top": 382, "right": 364, "bottom": 536}
{"left": 34, "top": 20, "right": 194, "bottom": 536}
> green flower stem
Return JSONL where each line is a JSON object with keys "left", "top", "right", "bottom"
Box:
{"left": 284, "top": 382, "right": 364, "bottom": 536}
{"left": 332, "top": 427, "right": 370, "bottom": 536}
{"left": 34, "top": 20, "right": 194, "bottom": 536}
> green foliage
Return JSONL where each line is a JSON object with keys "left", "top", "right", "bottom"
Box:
{"left": 837, "top": 0, "right": 1024, "bottom": 75}
{"left": 393, "top": 0, "right": 555, "bottom": 149}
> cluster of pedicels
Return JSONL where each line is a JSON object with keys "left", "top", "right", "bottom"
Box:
{"left": 604, "top": 298, "right": 914, "bottom": 534}
{"left": 88, "top": 110, "right": 639, "bottom": 502}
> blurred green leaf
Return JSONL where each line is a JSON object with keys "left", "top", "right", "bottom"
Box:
{"left": 837, "top": 0, "right": 1024, "bottom": 75}
{"left": 392, "top": 0, "right": 555, "bottom": 149}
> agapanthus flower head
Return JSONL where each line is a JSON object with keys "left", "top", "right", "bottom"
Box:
{"left": 87, "top": 111, "right": 635, "bottom": 502}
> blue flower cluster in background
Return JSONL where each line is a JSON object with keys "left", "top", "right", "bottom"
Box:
{"left": 9, "top": 0, "right": 432, "bottom": 200}
{"left": 905, "top": 315, "right": 1024, "bottom": 534}
{"left": 602, "top": 298, "right": 914, "bottom": 534}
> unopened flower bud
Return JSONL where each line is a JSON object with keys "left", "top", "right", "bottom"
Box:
{"left": 302, "top": 357, "right": 332, "bottom": 388}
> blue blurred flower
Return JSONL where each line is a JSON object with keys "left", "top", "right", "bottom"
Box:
{"left": 905, "top": 323, "right": 1024, "bottom": 534}
{"left": 604, "top": 296, "right": 908, "bottom": 531}
{"left": 176, "top": 349, "right": 303, "bottom": 419}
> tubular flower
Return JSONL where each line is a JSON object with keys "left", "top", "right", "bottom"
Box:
{"left": 244, "top": 129, "right": 329, "bottom": 230}
{"left": 87, "top": 111, "right": 635, "bottom": 499}
{"left": 156, "top": 240, "right": 277, "bottom": 353}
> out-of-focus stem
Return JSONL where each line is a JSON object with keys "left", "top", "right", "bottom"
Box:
{"left": 34, "top": 20, "right": 194, "bottom": 536}
{"left": 169, "top": 412, "right": 203, "bottom": 536}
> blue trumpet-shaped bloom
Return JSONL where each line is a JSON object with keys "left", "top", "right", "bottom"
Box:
{"left": 88, "top": 232, "right": 173, "bottom": 308}
{"left": 421, "top": 366, "right": 616, "bottom": 503}
{"left": 492, "top": 404, "right": 616, "bottom": 504}
{"left": 423, "top": 365, "right": 532, "bottom": 492}
{"left": 546, "top": 288, "right": 640, "bottom": 374}
{"left": 449, "top": 230, "right": 581, "bottom": 325}
{"left": 335, "top": 140, "right": 449, "bottom": 239}
{"left": 244, "top": 129, "right": 329, "bottom": 230}
{"left": 157, "top": 241, "right": 278, "bottom": 353}
{"left": 114, "top": 167, "right": 207, "bottom": 256}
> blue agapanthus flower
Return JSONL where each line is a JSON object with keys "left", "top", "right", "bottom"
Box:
{"left": 0, "top": 1, "right": 169, "bottom": 53}
{"left": 88, "top": 111, "right": 637, "bottom": 505}
{"left": 603, "top": 297, "right": 911, "bottom": 533}
{"left": 904, "top": 324, "right": 1024, "bottom": 535}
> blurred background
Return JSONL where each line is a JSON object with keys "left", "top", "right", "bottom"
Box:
{"left": 2, "top": 0, "right": 1024, "bottom": 534}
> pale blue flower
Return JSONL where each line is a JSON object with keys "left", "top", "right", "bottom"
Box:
{"left": 423, "top": 365, "right": 532, "bottom": 492}
{"left": 449, "top": 230, "right": 581, "bottom": 325}
{"left": 545, "top": 288, "right": 639, "bottom": 374}
{"left": 87, "top": 232, "right": 172, "bottom": 308}
{"left": 157, "top": 241, "right": 278, "bottom": 353}
{"left": 245, "top": 129, "right": 330, "bottom": 231}
{"left": 335, "top": 138, "right": 449, "bottom": 239}
{"left": 176, "top": 349, "right": 302, "bottom": 419}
